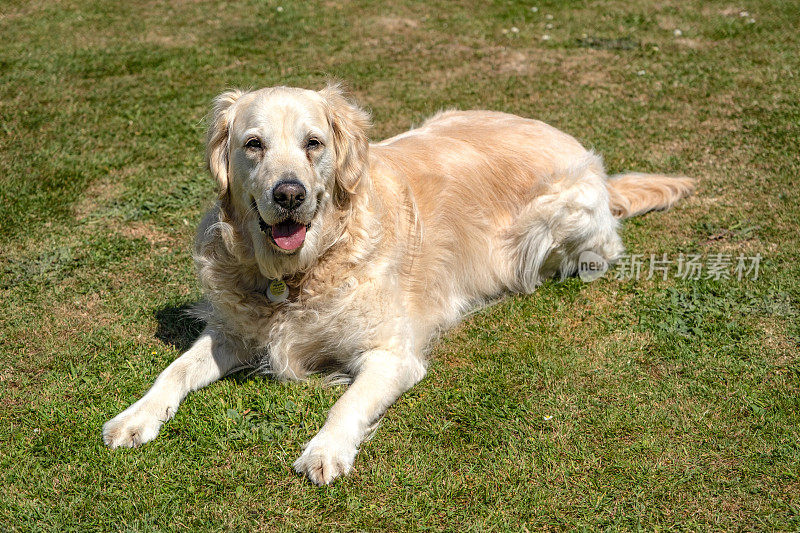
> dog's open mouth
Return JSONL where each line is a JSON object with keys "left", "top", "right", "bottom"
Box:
{"left": 259, "top": 216, "right": 308, "bottom": 252}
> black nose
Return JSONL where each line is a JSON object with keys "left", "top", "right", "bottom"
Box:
{"left": 272, "top": 180, "right": 306, "bottom": 210}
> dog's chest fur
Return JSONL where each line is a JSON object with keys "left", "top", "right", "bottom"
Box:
{"left": 194, "top": 218, "right": 406, "bottom": 380}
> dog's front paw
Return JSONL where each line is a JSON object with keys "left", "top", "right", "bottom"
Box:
{"left": 102, "top": 406, "right": 165, "bottom": 449}
{"left": 293, "top": 433, "right": 358, "bottom": 486}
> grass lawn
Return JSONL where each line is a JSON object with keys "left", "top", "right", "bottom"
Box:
{"left": 1, "top": 0, "right": 799, "bottom": 529}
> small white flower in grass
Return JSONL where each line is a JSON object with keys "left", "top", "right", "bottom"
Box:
{"left": 33, "top": 428, "right": 40, "bottom": 434}
{"left": 543, "top": 415, "right": 553, "bottom": 421}
{"left": 276, "top": 6, "right": 283, "bottom": 12}
{"left": 546, "top": 22, "right": 554, "bottom": 29}
{"left": 530, "top": 6, "right": 538, "bottom": 12}
{"left": 511, "top": 26, "right": 520, "bottom": 33}
{"left": 739, "top": 10, "right": 750, "bottom": 17}
{"left": 673, "top": 28, "right": 683, "bottom": 36}
{"left": 747, "top": 18, "right": 756, "bottom": 24}
{"left": 637, "top": 69, "right": 646, "bottom": 76}
{"left": 542, "top": 34, "right": 551, "bottom": 40}
{"left": 545, "top": 13, "right": 553, "bottom": 20}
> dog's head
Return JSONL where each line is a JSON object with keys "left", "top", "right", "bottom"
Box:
{"left": 205, "top": 85, "right": 371, "bottom": 278}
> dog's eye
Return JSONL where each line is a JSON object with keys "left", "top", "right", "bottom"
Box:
{"left": 306, "top": 138, "right": 323, "bottom": 150}
{"left": 245, "top": 138, "right": 263, "bottom": 150}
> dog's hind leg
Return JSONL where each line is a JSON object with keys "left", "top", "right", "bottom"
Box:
{"left": 103, "top": 327, "right": 244, "bottom": 448}
{"left": 503, "top": 153, "right": 624, "bottom": 293}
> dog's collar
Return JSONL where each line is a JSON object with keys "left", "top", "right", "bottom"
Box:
{"left": 266, "top": 279, "right": 289, "bottom": 303}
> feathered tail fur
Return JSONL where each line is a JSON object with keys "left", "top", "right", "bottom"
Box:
{"left": 607, "top": 173, "right": 695, "bottom": 219}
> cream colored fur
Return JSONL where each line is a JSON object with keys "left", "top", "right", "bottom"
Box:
{"left": 103, "top": 84, "right": 694, "bottom": 485}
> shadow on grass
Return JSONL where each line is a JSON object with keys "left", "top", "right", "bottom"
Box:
{"left": 154, "top": 302, "right": 263, "bottom": 386}
{"left": 154, "top": 302, "right": 205, "bottom": 352}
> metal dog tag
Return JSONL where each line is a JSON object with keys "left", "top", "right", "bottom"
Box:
{"left": 267, "top": 279, "right": 289, "bottom": 303}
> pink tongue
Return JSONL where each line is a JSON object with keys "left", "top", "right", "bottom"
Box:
{"left": 271, "top": 221, "right": 306, "bottom": 251}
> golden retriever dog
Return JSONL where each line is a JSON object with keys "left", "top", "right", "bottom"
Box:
{"left": 103, "top": 84, "right": 694, "bottom": 485}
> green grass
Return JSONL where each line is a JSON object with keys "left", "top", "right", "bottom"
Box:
{"left": 1, "top": 0, "right": 799, "bottom": 529}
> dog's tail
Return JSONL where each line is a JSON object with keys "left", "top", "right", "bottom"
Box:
{"left": 606, "top": 173, "right": 695, "bottom": 219}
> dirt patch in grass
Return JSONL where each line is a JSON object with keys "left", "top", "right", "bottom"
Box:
{"left": 719, "top": 6, "right": 748, "bottom": 17}
{"left": 118, "top": 221, "right": 181, "bottom": 247}
{"left": 557, "top": 50, "right": 617, "bottom": 88}
{"left": 756, "top": 318, "right": 799, "bottom": 362}
{"left": 52, "top": 292, "right": 111, "bottom": 328}
{"left": 673, "top": 37, "right": 709, "bottom": 49}
{"left": 490, "top": 46, "right": 611, "bottom": 81}
{"left": 359, "top": 12, "right": 431, "bottom": 55}
{"left": 373, "top": 15, "right": 420, "bottom": 32}
{"left": 424, "top": 45, "right": 617, "bottom": 85}
{"left": 415, "top": 45, "right": 620, "bottom": 105}
{"left": 141, "top": 29, "right": 199, "bottom": 48}
{"left": 74, "top": 172, "right": 184, "bottom": 248}
{"left": 0, "top": 1, "right": 45, "bottom": 21}
{"left": 494, "top": 49, "right": 532, "bottom": 75}
{"left": 655, "top": 14, "right": 712, "bottom": 49}
{"left": 72, "top": 174, "right": 128, "bottom": 222}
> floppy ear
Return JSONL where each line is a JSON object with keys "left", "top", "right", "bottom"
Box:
{"left": 319, "top": 84, "right": 371, "bottom": 205}
{"left": 206, "top": 89, "right": 245, "bottom": 196}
